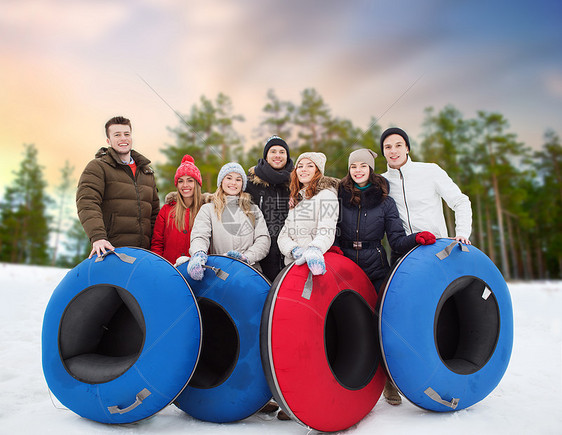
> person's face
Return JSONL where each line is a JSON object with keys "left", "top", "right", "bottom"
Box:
{"left": 106, "top": 124, "right": 132, "bottom": 157}
{"left": 177, "top": 176, "right": 196, "bottom": 199}
{"left": 349, "top": 162, "right": 370, "bottom": 187}
{"left": 383, "top": 134, "right": 408, "bottom": 169}
{"left": 296, "top": 158, "right": 317, "bottom": 186}
{"left": 266, "top": 145, "right": 288, "bottom": 169}
{"left": 222, "top": 172, "right": 243, "bottom": 195}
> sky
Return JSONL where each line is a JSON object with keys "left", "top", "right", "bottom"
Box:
{"left": 1, "top": 0, "right": 561, "bottom": 193}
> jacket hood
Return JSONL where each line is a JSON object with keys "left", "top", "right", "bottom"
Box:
{"left": 339, "top": 183, "right": 384, "bottom": 209}
{"left": 247, "top": 166, "right": 269, "bottom": 187}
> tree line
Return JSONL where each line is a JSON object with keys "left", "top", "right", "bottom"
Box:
{"left": 0, "top": 88, "right": 560, "bottom": 279}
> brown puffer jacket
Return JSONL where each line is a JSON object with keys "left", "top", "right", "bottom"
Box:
{"left": 76, "top": 147, "right": 160, "bottom": 249}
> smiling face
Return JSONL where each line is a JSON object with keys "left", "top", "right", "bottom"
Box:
{"left": 266, "top": 145, "right": 288, "bottom": 169}
{"left": 221, "top": 172, "right": 243, "bottom": 195}
{"left": 349, "top": 162, "right": 371, "bottom": 187}
{"left": 106, "top": 124, "right": 132, "bottom": 161}
{"left": 383, "top": 134, "right": 409, "bottom": 169}
{"left": 296, "top": 158, "right": 318, "bottom": 186}
{"left": 177, "top": 175, "right": 196, "bottom": 199}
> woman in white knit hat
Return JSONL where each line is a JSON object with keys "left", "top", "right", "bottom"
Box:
{"left": 186, "top": 162, "right": 271, "bottom": 280}
{"left": 277, "top": 152, "right": 339, "bottom": 276}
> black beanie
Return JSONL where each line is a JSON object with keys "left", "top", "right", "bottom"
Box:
{"left": 263, "top": 135, "right": 290, "bottom": 159}
{"left": 380, "top": 127, "right": 410, "bottom": 155}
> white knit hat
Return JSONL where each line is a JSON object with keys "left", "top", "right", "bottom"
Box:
{"left": 295, "top": 152, "right": 327, "bottom": 175}
{"left": 217, "top": 162, "right": 247, "bottom": 190}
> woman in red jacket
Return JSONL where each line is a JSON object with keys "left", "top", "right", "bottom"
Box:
{"left": 151, "top": 155, "right": 203, "bottom": 264}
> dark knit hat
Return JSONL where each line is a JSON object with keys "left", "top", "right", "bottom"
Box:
{"left": 380, "top": 127, "right": 410, "bottom": 155}
{"left": 174, "top": 155, "right": 202, "bottom": 186}
{"left": 263, "top": 135, "right": 290, "bottom": 159}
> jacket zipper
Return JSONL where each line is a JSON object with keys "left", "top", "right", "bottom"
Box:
{"left": 356, "top": 204, "right": 361, "bottom": 263}
{"left": 399, "top": 169, "right": 413, "bottom": 233}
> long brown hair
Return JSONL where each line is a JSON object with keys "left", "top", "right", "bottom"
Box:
{"left": 171, "top": 183, "right": 202, "bottom": 231}
{"left": 340, "top": 168, "right": 388, "bottom": 206}
{"left": 289, "top": 168, "right": 323, "bottom": 207}
{"left": 213, "top": 186, "right": 256, "bottom": 226}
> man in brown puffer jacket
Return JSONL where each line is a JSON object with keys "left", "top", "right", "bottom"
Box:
{"left": 76, "top": 116, "right": 160, "bottom": 258}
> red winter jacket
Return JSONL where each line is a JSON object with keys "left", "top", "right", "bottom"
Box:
{"left": 150, "top": 202, "right": 192, "bottom": 263}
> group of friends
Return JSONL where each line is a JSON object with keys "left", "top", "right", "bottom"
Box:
{"left": 76, "top": 116, "right": 472, "bottom": 417}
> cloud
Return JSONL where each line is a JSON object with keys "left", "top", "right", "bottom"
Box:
{"left": 0, "top": 0, "right": 129, "bottom": 44}
{"left": 543, "top": 72, "right": 562, "bottom": 98}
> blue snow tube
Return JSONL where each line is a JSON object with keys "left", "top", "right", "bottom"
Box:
{"left": 174, "top": 255, "right": 272, "bottom": 423}
{"left": 379, "top": 239, "right": 513, "bottom": 411}
{"left": 42, "top": 248, "right": 202, "bottom": 423}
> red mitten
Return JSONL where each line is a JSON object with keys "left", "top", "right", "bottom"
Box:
{"left": 328, "top": 245, "right": 344, "bottom": 255}
{"left": 415, "top": 231, "right": 436, "bottom": 245}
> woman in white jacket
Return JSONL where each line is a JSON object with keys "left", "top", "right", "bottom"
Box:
{"left": 277, "top": 152, "right": 339, "bottom": 276}
{"left": 186, "top": 162, "right": 271, "bottom": 280}
{"left": 381, "top": 127, "right": 472, "bottom": 247}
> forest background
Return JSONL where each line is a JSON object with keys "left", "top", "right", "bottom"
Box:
{"left": 1, "top": 1, "right": 561, "bottom": 280}
{"left": 0, "top": 88, "right": 560, "bottom": 280}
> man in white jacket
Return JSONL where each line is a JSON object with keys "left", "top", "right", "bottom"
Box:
{"left": 380, "top": 127, "right": 472, "bottom": 245}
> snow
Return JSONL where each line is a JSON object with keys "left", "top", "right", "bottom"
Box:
{"left": 0, "top": 263, "right": 561, "bottom": 435}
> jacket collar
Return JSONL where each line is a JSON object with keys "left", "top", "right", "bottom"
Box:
{"left": 385, "top": 155, "right": 412, "bottom": 176}
{"left": 339, "top": 183, "right": 384, "bottom": 208}
{"left": 95, "top": 147, "right": 151, "bottom": 168}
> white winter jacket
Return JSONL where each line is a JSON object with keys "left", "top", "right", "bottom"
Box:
{"left": 278, "top": 177, "right": 340, "bottom": 265}
{"left": 189, "top": 195, "right": 271, "bottom": 268}
{"left": 382, "top": 156, "right": 472, "bottom": 239}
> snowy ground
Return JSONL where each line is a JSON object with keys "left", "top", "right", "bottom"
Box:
{"left": 0, "top": 263, "right": 560, "bottom": 435}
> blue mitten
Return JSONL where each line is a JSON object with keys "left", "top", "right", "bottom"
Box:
{"left": 292, "top": 246, "right": 305, "bottom": 265}
{"left": 226, "top": 250, "right": 248, "bottom": 263}
{"left": 187, "top": 251, "right": 208, "bottom": 280}
{"left": 304, "top": 247, "right": 326, "bottom": 275}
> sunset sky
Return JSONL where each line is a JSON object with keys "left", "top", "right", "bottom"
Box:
{"left": 1, "top": 0, "right": 561, "bottom": 195}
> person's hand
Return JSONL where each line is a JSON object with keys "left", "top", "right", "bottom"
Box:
{"left": 304, "top": 247, "right": 326, "bottom": 275}
{"left": 453, "top": 235, "right": 471, "bottom": 245}
{"left": 226, "top": 250, "right": 248, "bottom": 263}
{"left": 89, "top": 239, "right": 115, "bottom": 259}
{"left": 328, "top": 245, "right": 343, "bottom": 255}
{"left": 187, "top": 251, "right": 208, "bottom": 280}
{"left": 292, "top": 247, "right": 305, "bottom": 265}
{"left": 174, "top": 256, "right": 190, "bottom": 267}
{"left": 415, "top": 231, "right": 436, "bottom": 245}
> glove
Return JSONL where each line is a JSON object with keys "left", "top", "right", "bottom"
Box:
{"left": 415, "top": 231, "right": 436, "bottom": 245}
{"left": 187, "top": 251, "right": 208, "bottom": 280}
{"left": 292, "top": 247, "right": 305, "bottom": 265}
{"left": 174, "top": 256, "right": 190, "bottom": 267}
{"left": 226, "top": 250, "right": 248, "bottom": 263}
{"left": 304, "top": 246, "right": 326, "bottom": 275}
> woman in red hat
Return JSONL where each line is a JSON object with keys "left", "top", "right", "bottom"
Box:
{"left": 151, "top": 155, "right": 203, "bottom": 264}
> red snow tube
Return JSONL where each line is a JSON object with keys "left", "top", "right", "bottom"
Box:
{"left": 260, "top": 252, "right": 385, "bottom": 432}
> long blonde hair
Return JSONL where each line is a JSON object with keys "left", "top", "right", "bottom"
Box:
{"left": 213, "top": 186, "right": 256, "bottom": 226}
{"left": 171, "top": 183, "right": 203, "bottom": 231}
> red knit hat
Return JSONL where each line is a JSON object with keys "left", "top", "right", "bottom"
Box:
{"left": 174, "top": 155, "right": 202, "bottom": 186}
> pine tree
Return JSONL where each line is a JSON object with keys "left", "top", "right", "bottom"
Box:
{"left": 0, "top": 144, "right": 51, "bottom": 264}
{"left": 294, "top": 88, "right": 331, "bottom": 152}
{"left": 51, "top": 160, "right": 75, "bottom": 265}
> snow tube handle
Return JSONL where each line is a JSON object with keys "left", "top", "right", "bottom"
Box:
{"left": 94, "top": 250, "right": 137, "bottom": 264}
{"left": 435, "top": 241, "right": 469, "bottom": 260}
{"left": 424, "top": 387, "right": 459, "bottom": 409}
{"left": 202, "top": 264, "right": 229, "bottom": 280}
{"left": 107, "top": 388, "right": 151, "bottom": 414}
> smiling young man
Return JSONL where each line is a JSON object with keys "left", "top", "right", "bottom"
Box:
{"left": 76, "top": 116, "right": 160, "bottom": 258}
{"left": 380, "top": 127, "right": 472, "bottom": 246}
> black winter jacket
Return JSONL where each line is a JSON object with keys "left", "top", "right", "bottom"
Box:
{"left": 336, "top": 182, "right": 417, "bottom": 285}
{"left": 245, "top": 166, "right": 291, "bottom": 282}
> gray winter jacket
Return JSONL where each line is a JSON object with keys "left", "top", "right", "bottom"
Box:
{"left": 189, "top": 195, "right": 271, "bottom": 268}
